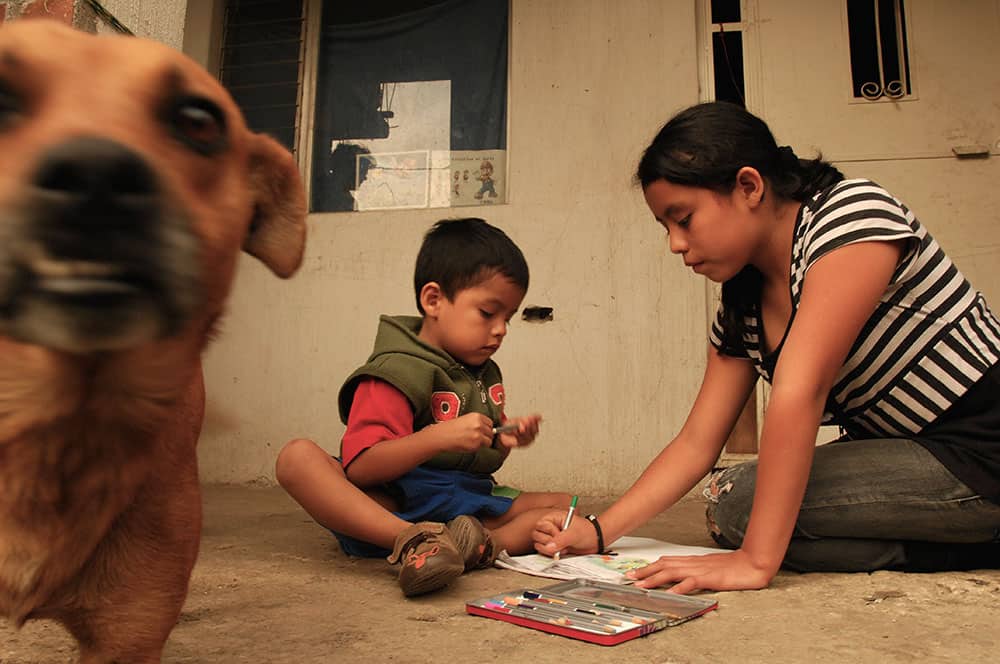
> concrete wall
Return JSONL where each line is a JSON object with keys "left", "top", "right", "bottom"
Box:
{"left": 0, "top": 0, "right": 185, "bottom": 43}
{"left": 195, "top": 0, "right": 705, "bottom": 492}
{"left": 155, "top": 0, "right": 1000, "bottom": 493}
{"left": 752, "top": 0, "right": 1000, "bottom": 308}
{"left": 96, "top": 0, "right": 187, "bottom": 47}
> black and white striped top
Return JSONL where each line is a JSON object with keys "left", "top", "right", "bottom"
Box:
{"left": 711, "top": 179, "right": 1000, "bottom": 438}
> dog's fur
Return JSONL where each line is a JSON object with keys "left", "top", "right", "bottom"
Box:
{"left": 0, "top": 20, "right": 306, "bottom": 662}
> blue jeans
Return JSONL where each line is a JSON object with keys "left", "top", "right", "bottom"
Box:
{"left": 706, "top": 438, "right": 1000, "bottom": 572}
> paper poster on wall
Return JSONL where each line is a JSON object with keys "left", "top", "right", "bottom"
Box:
{"left": 353, "top": 150, "right": 430, "bottom": 211}
{"left": 430, "top": 150, "right": 506, "bottom": 208}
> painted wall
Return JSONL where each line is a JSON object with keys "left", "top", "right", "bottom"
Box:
{"left": 752, "top": 0, "right": 1000, "bottom": 307}
{"left": 195, "top": 0, "right": 705, "bottom": 493}
{"left": 0, "top": 0, "right": 182, "bottom": 38}
{"left": 189, "top": 0, "right": 1000, "bottom": 496}
{"left": 2, "top": 0, "right": 991, "bottom": 492}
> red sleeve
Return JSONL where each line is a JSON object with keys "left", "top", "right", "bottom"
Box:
{"left": 341, "top": 378, "right": 414, "bottom": 469}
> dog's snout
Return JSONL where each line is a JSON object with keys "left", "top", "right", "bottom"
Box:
{"left": 27, "top": 136, "right": 169, "bottom": 263}
{"left": 0, "top": 135, "right": 203, "bottom": 353}
{"left": 34, "top": 136, "right": 159, "bottom": 203}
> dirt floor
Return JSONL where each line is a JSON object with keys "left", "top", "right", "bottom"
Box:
{"left": 3, "top": 484, "right": 999, "bottom": 663}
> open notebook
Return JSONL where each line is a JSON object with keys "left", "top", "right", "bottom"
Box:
{"left": 494, "top": 536, "right": 719, "bottom": 585}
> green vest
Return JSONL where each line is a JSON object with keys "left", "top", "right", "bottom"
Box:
{"left": 338, "top": 315, "right": 506, "bottom": 474}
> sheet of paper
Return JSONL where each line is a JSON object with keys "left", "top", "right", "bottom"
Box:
{"left": 494, "top": 536, "right": 719, "bottom": 584}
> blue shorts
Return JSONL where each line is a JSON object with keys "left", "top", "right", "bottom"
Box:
{"left": 333, "top": 464, "right": 519, "bottom": 558}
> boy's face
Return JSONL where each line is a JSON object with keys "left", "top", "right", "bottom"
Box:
{"left": 419, "top": 272, "right": 525, "bottom": 366}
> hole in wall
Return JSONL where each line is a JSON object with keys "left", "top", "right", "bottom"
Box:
{"left": 521, "top": 306, "right": 553, "bottom": 322}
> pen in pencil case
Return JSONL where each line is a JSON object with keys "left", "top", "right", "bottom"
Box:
{"left": 519, "top": 596, "right": 625, "bottom": 621}
{"left": 505, "top": 597, "right": 630, "bottom": 627}
{"left": 533, "top": 600, "right": 650, "bottom": 624}
{"left": 522, "top": 591, "right": 658, "bottom": 622}
{"left": 492, "top": 600, "right": 618, "bottom": 634}
{"left": 492, "top": 422, "right": 518, "bottom": 435}
{"left": 500, "top": 598, "right": 576, "bottom": 620}
{"left": 502, "top": 596, "right": 644, "bottom": 629}
{"left": 523, "top": 611, "right": 617, "bottom": 635}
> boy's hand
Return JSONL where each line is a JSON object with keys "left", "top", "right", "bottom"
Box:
{"left": 429, "top": 413, "right": 494, "bottom": 453}
{"left": 495, "top": 414, "right": 542, "bottom": 450}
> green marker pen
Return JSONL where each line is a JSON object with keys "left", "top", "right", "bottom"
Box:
{"left": 553, "top": 495, "right": 579, "bottom": 561}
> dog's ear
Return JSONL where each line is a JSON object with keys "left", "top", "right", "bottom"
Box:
{"left": 242, "top": 134, "right": 307, "bottom": 278}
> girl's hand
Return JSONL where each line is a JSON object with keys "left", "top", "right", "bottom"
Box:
{"left": 531, "top": 509, "right": 597, "bottom": 557}
{"left": 626, "top": 548, "right": 774, "bottom": 594}
{"left": 428, "top": 413, "right": 493, "bottom": 453}
{"left": 495, "top": 413, "right": 542, "bottom": 450}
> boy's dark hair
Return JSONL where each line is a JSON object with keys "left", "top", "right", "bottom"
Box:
{"left": 635, "top": 101, "right": 845, "bottom": 351}
{"left": 414, "top": 218, "right": 529, "bottom": 315}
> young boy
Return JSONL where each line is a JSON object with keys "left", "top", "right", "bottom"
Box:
{"left": 275, "top": 218, "right": 572, "bottom": 596}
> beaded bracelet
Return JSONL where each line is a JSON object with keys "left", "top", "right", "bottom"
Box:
{"left": 585, "top": 514, "right": 605, "bottom": 554}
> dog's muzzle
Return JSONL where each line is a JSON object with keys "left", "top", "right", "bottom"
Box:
{"left": 0, "top": 136, "right": 201, "bottom": 353}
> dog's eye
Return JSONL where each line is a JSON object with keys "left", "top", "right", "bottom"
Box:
{"left": 168, "top": 97, "right": 227, "bottom": 155}
{"left": 0, "top": 82, "right": 23, "bottom": 128}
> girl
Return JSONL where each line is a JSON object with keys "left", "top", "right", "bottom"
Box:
{"left": 533, "top": 102, "right": 1000, "bottom": 593}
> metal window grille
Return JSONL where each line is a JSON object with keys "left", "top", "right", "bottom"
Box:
{"left": 219, "top": 0, "right": 306, "bottom": 152}
{"left": 847, "top": 0, "right": 912, "bottom": 100}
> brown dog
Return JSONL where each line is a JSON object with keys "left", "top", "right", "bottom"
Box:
{"left": 0, "top": 20, "right": 306, "bottom": 662}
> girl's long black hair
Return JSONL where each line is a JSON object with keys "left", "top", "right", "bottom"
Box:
{"left": 635, "top": 102, "right": 844, "bottom": 350}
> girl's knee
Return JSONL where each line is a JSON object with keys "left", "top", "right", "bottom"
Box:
{"left": 703, "top": 464, "right": 755, "bottom": 548}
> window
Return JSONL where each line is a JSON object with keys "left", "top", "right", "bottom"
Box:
{"left": 709, "top": 0, "right": 745, "bottom": 107}
{"left": 219, "top": 0, "right": 509, "bottom": 214}
{"left": 846, "top": 0, "right": 912, "bottom": 100}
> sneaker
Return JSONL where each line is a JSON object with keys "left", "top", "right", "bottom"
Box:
{"left": 386, "top": 522, "right": 465, "bottom": 596}
{"left": 446, "top": 515, "right": 498, "bottom": 570}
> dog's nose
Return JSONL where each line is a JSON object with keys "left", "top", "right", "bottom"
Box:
{"left": 6, "top": 135, "right": 200, "bottom": 353}
{"left": 33, "top": 136, "right": 158, "bottom": 204}
{"left": 29, "top": 136, "right": 166, "bottom": 261}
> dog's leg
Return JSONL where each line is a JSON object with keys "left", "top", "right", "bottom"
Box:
{"left": 59, "top": 473, "right": 202, "bottom": 664}
{"left": 55, "top": 374, "right": 205, "bottom": 663}
{"left": 63, "top": 471, "right": 202, "bottom": 664}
